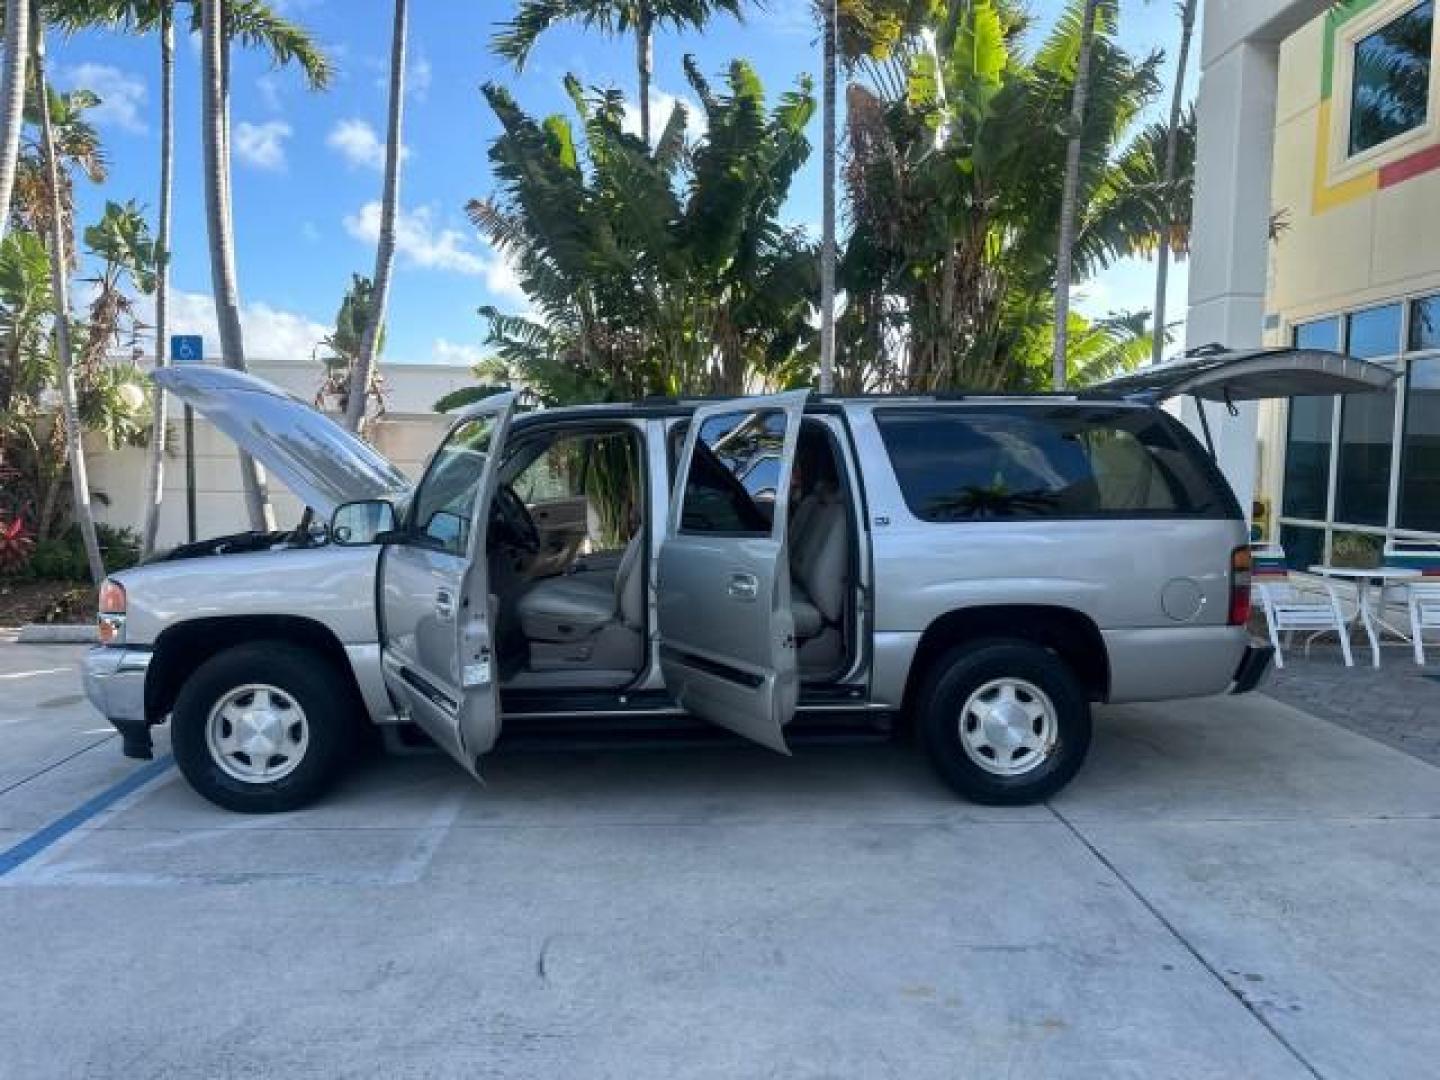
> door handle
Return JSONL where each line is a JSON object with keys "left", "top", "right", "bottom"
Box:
{"left": 435, "top": 589, "right": 457, "bottom": 620}
{"left": 727, "top": 573, "right": 759, "bottom": 601}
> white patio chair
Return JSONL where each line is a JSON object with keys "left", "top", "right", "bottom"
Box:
{"left": 1383, "top": 540, "right": 1440, "bottom": 665}
{"left": 1256, "top": 578, "right": 1354, "bottom": 668}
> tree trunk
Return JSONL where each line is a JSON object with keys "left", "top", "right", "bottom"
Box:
{"left": 1052, "top": 0, "right": 1101, "bottom": 391}
{"left": 1151, "top": 0, "right": 1196, "bottom": 367}
{"left": 818, "top": 0, "right": 837, "bottom": 394}
{"left": 31, "top": 7, "right": 104, "bottom": 585}
{"left": 635, "top": 3, "right": 654, "bottom": 144}
{"left": 0, "top": 0, "right": 28, "bottom": 241}
{"left": 346, "top": 0, "right": 407, "bottom": 435}
{"left": 140, "top": 4, "right": 174, "bottom": 557}
{"left": 201, "top": 0, "right": 272, "bottom": 529}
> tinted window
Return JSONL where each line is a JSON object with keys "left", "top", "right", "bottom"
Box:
{"left": 679, "top": 410, "right": 786, "bottom": 535}
{"left": 1410, "top": 294, "right": 1440, "bottom": 351}
{"left": 1335, "top": 387, "right": 1396, "bottom": 526}
{"left": 1400, "top": 357, "right": 1440, "bottom": 532}
{"left": 1349, "top": 1, "right": 1433, "bottom": 156}
{"left": 1282, "top": 395, "right": 1335, "bottom": 519}
{"left": 410, "top": 415, "right": 496, "bottom": 555}
{"left": 876, "top": 406, "right": 1231, "bottom": 521}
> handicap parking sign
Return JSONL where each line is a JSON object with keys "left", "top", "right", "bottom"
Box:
{"left": 170, "top": 335, "right": 204, "bottom": 364}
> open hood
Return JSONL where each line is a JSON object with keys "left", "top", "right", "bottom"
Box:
{"left": 1097, "top": 346, "right": 1398, "bottom": 404}
{"left": 154, "top": 366, "right": 411, "bottom": 518}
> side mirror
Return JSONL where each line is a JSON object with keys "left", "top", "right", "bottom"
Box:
{"left": 330, "top": 500, "right": 398, "bottom": 546}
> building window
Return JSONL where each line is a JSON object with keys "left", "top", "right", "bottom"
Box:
{"left": 1345, "top": 303, "right": 1404, "bottom": 357}
{"left": 1349, "top": 1, "right": 1434, "bottom": 157}
{"left": 1336, "top": 387, "right": 1398, "bottom": 526}
{"left": 1294, "top": 316, "right": 1342, "bottom": 351}
{"left": 1409, "top": 294, "right": 1440, "bottom": 350}
{"left": 1282, "top": 396, "right": 1335, "bottom": 520}
{"left": 1400, "top": 356, "right": 1440, "bottom": 532}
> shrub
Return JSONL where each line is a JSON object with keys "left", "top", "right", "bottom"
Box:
{"left": 9, "top": 523, "right": 141, "bottom": 582}
{"left": 0, "top": 516, "right": 34, "bottom": 573}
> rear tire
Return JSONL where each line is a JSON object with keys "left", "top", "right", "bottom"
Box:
{"left": 916, "top": 639, "right": 1091, "bottom": 805}
{"left": 171, "top": 642, "right": 353, "bottom": 813}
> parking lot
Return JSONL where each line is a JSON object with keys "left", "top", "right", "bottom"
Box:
{"left": 2, "top": 638, "right": 1438, "bottom": 1079}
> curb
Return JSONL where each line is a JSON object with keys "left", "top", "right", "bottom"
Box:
{"left": 16, "top": 624, "right": 97, "bottom": 645}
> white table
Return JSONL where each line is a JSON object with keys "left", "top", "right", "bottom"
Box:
{"left": 1308, "top": 565, "right": 1422, "bottom": 667}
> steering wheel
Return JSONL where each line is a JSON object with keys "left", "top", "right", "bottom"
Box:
{"left": 492, "top": 483, "right": 541, "bottom": 553}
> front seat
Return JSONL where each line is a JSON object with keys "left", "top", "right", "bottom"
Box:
{"left": 516, "top": 533, "right": 644, "bottom": 646}
{"left": 790, "top": 484, "right": 848, "bottom": 644}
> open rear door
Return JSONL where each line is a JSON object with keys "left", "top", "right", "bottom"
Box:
{"left": 657, "top": 392, "right": 808, "bottom": 753}
{"left": 379, "top": 393, "right": 518, "bottom": 778}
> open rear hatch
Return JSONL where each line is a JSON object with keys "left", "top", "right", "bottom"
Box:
{"left": 1097, "top": 345, "right": 1398, "bottom": 456}
{"left": 1098, "top": 345, "right": 1397, "bottom": 404}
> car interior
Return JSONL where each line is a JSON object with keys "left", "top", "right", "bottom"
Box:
{"left": 485, "top": 416, "right": 859, "bottom": 694}
{"left": 488, "top": 425, "right": 647, "bottom": 690}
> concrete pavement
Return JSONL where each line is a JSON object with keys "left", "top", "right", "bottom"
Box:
{"left": 1, "top": 643, "right": 1437, "bottom": 1078}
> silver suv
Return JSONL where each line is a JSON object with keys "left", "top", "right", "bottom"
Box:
{"left": 81, "top": 348, "right": 1392, "bottom": 813}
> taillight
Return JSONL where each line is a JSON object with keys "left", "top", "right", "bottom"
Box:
{"left": 97, "top": 579, "right": 126, "bottom": 645}
{"left": 1229, "top": 547, "right": 1253, "bottom": 627}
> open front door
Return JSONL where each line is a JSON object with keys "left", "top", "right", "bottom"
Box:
{"left": 379, "top": 393, "right": 518, "bottom": 778}
{"left": 657, "top": 392, "right": 808, "bottom": 753}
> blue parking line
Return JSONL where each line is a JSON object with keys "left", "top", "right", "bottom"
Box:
{"left": 0, "top": 754, "right": 175, "bottom": 878}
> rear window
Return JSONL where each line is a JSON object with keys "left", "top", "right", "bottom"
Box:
{"left": 875, "top": 405, "right": 1233, "bottom": 522}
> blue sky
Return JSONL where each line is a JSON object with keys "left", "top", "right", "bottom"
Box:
{"left": 52, "top": 0, "right": 1201, "bottom": 370}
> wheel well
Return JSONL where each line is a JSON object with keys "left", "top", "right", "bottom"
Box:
{"left": 145, "top": 615, "right": 360, "bottom": 722}
{"left": 902, "top": 605, "right": 1110, "bottom": 715}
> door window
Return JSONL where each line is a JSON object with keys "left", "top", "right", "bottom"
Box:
{"left": 410, "top": 415, "right": 498, "bottom": 556}
{"left": 678, "top": 410, "right": 786, "bottom": 535}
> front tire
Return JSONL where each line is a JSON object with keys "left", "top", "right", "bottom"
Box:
{"left": 171, "top": 642, "right": 353, "bottom": 813}
{"left": 916, "top": 640, "right": 1092, "bottom": 805}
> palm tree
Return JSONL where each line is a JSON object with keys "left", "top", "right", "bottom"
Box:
{"left": 344, "top": 0, "right": 406, "bottom": 434}
{"left": 141, "top": 0, "right": 173, "bottom": 554}
{"left": 1150, "top": 0, "right": 1196, "bottom": 367}
{"left": 817, "top": 0, "right": 836, "bottom": 394}
{"left": 0, "top": 0, "right": 28, "bottom": 240}
{"left": 492, "top": 0, "right": 745, "bottom": 145}
{"left": 198, "top": 0, "right": 328, "bottom": 530}
{"left": 1052, "top": 0, "right": 1105, "bottom": 390}
{"left": 29, "top": 2, "right": 103, "bottom": 583}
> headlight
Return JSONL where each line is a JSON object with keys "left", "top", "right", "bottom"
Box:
{"left": 97, "top": 579, "right": 126, "bottom": 645}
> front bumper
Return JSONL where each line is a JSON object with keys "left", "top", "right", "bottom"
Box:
{"left": 1230, "top": 641, "right": 1275, "bottom": 695}
{"left": 81, "top": 646, "right": 155, "bottom": 758}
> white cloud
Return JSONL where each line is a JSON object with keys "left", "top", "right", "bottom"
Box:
{"left": 406, "top": 55, "right": 432, "bottom": 103}
{"left": 61, "top": 64, "right": 147, "bottom": 133}
{"left": 326, "top": 118, "right": 409, "bottom": 170}
{"left": 431, "top": 339, "right": 487, "bottom": 367}
{"left": 343, "top": 203, "right": 520, "bottom": 298}
{"left": 256, "top": 73, "right": 284, "bottom": 112}
{"left": 301, "top": 221, "right": 321, "bottom": 242}
{"left": 622, "top": 88, "right": 706, "bottom": 144}
{"left": 234, "top": 120, "right": 293, "bottom": 170}
{"left": 165, "top": 290, "right": 329, "bottom": 361}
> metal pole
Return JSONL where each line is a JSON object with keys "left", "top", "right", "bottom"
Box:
{"left": 185, "top": 403, "right": 197, "bottom": 543}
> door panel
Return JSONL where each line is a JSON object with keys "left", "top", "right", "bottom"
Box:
{"left": 656, "top": 392, "right": 808, "bottom": 752}
{"left": 380, "top": 394, "right": 518, "bottom": 777}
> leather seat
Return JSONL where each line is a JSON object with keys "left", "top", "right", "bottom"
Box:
{"left": 517, "top": 534, "right": 643, "bottom": 642}
{"left": 789, "top": 485, "right": 848, "bottom": 641}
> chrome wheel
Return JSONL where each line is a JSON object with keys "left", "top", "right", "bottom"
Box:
{"left": 206, "top": 683, "right": 310, "bottom": 784}
{"left": 957, "top": 677, "right": 1057, "bottom": 777}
